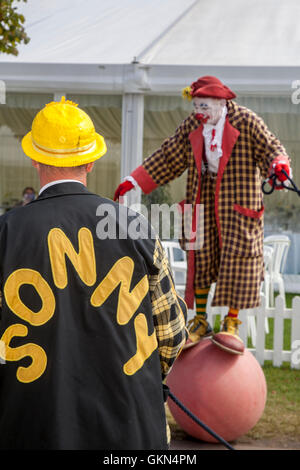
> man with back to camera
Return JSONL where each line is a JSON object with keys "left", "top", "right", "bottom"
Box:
{"left": 114, "top": 76, "right": 291, "bottom": 355}
{"left": 0, "top": 97, "right": 188, "bottom": 450}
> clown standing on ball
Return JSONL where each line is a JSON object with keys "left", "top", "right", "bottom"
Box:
{"left": 114, "top": 75, "right": 292, "bottom": 355}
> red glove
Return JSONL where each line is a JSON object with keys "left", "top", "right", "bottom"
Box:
{"left": 113, "top": 180, "right": 134, "bottom": 201}
{"left": 269, "top": 156, "right": 291, "bottom": 190}
{"left": 273, "top": 159, "right": 290, "bottom": 182}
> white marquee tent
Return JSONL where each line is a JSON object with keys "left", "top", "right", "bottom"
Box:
{"left": 1, "top": 0, "right": 300, "bottom": 216}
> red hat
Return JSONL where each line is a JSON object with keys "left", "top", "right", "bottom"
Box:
{"left": 190, "top": 76, "right": 236, "bottom": 100}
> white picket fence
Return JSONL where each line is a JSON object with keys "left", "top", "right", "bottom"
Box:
{"left": 201, "top": 294, "right": 300, "bottom": 370}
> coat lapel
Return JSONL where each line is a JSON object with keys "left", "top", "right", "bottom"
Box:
{"left": 218, "top": 117, "right": 240, "bottom": 181}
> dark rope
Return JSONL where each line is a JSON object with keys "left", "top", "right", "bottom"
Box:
{"left": 168, "top": 390, "right": 236, "bottom": 451}
{"left": 262, "top": 168, "right": 300, "bottom": 196}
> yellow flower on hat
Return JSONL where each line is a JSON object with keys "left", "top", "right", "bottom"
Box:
{"left": 22, "top": 96, "right": 107, "bottom": 167}
{"left": 45, "top": 96, "right": 79, "bottom": 108}
{"left": 181, "top": 86, "right": 192, "bottom": 101}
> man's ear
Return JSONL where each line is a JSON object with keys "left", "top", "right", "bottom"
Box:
{"left": 86, "top": 162, "right": 94, "bottom": 173}
{"left": 31, "top": 159, "right": 39, "bottom": 170}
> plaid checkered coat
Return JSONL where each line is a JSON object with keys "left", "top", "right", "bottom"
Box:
{"left": 131, "top": 100, "right": 290, "bottom": 309}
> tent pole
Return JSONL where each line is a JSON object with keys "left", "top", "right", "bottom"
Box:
{"left": 121, "top": 93, "right": 144, "bottom": 207}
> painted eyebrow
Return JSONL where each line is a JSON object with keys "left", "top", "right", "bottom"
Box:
{"left": 193, "top": 103, "right": 209, "bottom": 107}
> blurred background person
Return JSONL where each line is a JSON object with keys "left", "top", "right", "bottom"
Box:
{"left": 14, "top": 186, "right": 36, "bottom": 206}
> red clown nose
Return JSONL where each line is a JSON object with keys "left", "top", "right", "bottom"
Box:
{"left": 195, "top": 113, "right": 209, "bottom": 123}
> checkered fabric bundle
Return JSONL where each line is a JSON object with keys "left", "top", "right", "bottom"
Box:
{"left": 150, "top": 238, "right": 188, "bottom": 376}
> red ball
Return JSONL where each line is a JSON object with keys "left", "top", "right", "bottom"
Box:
{"left": 167, "top": 338, "right": 267, "bottom": 443}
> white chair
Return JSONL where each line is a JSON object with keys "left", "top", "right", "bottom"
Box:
{"left": 161, "top": 241, "right": 187, "bottom": 298}
{"left": 263, "top": 235, "right": 291, "bottom": 307}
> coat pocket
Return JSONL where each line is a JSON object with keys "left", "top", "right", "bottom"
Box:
{"left": 229, "top": 204, "right": 264, "bottom": 257}
{"left": 233, "top": 204, "right": 264, "bottom": 219}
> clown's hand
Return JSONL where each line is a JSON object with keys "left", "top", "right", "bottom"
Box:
{"left": 268, "top": 156, "right": 291, "bottom": 190}
{"left": 113, "top": 178, "right": 136, "bottom": 201}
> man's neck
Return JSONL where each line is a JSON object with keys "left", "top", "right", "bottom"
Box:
{"left": 39, "top": 179, "right": 84, "bottom": 195}
{"left": 39, "top": 173, "right": 87, "bottom": 188}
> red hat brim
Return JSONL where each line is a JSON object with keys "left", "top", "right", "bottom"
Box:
{"left": 192, "top": 84, "right": 236, "bottom": 100}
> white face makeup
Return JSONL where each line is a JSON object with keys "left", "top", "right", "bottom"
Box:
{"left": 193, "top": 97, "right": 225, "bottom": 125}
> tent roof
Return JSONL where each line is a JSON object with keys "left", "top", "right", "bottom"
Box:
{"left": 141, "top": 0, "right": 300, "bottom": 67}
{"left": 0, "top": 0, "right": 300, "bottom": 95}
{"left": 1, "top": 0, "right": 300, "bottom": 66}
{"left": 0, "top": 0, "right": 196, "bottom": 64}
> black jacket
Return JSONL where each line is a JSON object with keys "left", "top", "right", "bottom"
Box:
{"left": 0, "top": 182, "right": 180, "bottom": 450}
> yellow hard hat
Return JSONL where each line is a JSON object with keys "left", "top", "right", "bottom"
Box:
{"left": 22, "top": 96, "right": 107, "bottom": 167}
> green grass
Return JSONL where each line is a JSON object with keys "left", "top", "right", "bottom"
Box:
{"left": 284, "top": 292, "right": 298, "bottom": 308}
{"left": 243, "top": 362, "right": 300, "bottom": 446}
{"left": 248, "top": 292, "right": 297, "bottom": 350}
{"left": 247, "top": 317, "right": 292, "bottom": 350}
{"left": 245, "top": 293, "right": 300, "bottom": 445}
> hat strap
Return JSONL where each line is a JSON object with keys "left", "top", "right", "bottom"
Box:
{"left": 32, "top": 139, "right": 96, "bottom": 157}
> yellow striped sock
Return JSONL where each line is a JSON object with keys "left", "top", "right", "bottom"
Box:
{"left": 228, "top": 307, "right": 239, "bottom": 318}
{"left": 195, "top": 287, "right": 210, "bottom": 316}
